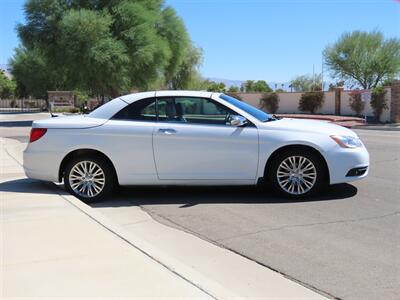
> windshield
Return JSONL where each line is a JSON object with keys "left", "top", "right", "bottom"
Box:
{"left": 220, "top": 94, "right": 272, "bottom": 122}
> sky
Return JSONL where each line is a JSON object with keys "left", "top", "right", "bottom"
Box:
{"left": 1, "top": 0, "right": 399, "bottom": 83}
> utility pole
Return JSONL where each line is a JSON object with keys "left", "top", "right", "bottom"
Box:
{"left": 312, "top": 64, "right": 315, "bottom": 91}
{"left": 321, "top": 55, "right": 324, "bottom": 91}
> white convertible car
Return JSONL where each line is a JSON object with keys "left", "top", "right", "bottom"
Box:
{"left": 23, "top": 91, "right": 369, "bottom": 201}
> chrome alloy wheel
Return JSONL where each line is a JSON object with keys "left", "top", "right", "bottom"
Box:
{"left": 69, "top": 161, "right": 105, "bottom": 198}
{"left": 276, "top": 156, "right": 317, "bottom": 195}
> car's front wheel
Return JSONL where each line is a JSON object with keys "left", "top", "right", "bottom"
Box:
{"left": 64, "top": 155, "right": 115, "bottom": 202}
{"left": 268, "top": 149, "right": 327, "bottom": 198}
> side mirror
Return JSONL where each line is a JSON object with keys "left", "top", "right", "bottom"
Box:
{"left": 230, "top": 115, "right": 248, "bottom": 127}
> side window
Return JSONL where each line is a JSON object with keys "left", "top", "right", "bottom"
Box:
{"left": 157, "top": 97, "right": 236, "bottom": 125}
{"left": 157, "top": 97, "right": 175, "bottom": 122}
{"left": 113, "top": 98, "right": 156, "bottom": 121}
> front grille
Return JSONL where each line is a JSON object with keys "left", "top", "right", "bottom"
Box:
{"left": 346, "top": 167, "right": 368, "bottom": 177}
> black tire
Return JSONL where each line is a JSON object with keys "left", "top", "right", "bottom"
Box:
{"left": 266, "top": 148, "right": 327, "bottom": 198}
{"left": 64, "top": 155, "right": 115, "bottom": 203}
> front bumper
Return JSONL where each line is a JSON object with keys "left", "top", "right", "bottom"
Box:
{"left": 326, "top": 145, "right": 370, "bottom": 184}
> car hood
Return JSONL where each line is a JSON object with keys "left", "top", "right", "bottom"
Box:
{"left": 260, "top": 118, "right": 358, "bottom": 137}
{"left": 32, "top": 115, "right": 107, "bottom": 129}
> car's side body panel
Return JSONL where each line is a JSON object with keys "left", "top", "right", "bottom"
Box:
{"left": 25, "top": 121, "right": 157, "bottom": 185}
{"left": 153, "top": 122, "right": 259, "bottom": 180}
{"left": 88, "top": 120, "right": 158, "bottom": 184}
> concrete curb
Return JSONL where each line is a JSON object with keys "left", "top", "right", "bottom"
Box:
{"left": 57, "top": 193, "right": 327, "bottom": 299}
{"left": 352, "top": 125, "right": 400, "bottom": 131}
{"left": 57, "top": 191, "right": 240, "bottom": 299}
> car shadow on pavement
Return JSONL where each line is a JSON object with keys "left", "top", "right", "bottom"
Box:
{"left": 92, "top": 183, "right": 358, "bottom": 208}
{"left": 0, "top": 178, "right": 358, "bottom": 206}
{"left": 0, "top": 178, "right": 66, "bottom": 195}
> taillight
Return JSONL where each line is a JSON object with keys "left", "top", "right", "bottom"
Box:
{"left": 29, "top": 128, "right": 47, "bottom": 143}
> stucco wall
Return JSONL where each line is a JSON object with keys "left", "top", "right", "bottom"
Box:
{"left": 340, "top": 88, "right": 391, "bottom": 122}
{"left": 239, "top": 91, "right": 335, "bottom": 114}
{"left": 238, "top": 89, "right": 392, "bottom": 122}
{"left": 390, "top": 80, "right": 400, "bottom": 123}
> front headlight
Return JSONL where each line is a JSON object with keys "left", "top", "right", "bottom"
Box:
{"left": 330, "top": 135, "right": 362, "bottom": 148}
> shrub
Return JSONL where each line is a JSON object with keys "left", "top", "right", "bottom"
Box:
{"left": 69, "top": 107, "right": 80, "bottom": 113}
{"left": 225, "top": 92, "right": 243, "bottom": 100}
{"left": 348, "top": 90, "right": 365, "bottom": 116}
{"left": 260, "top": 92, "right": 279, "bottom": 114}
{"left": 370, "top": 87, "right": 388, "bottom": 122}
{"left": 74, "top": 90, "right": 89, "bottom": 107}
{"left": 298, "top": 91, "right": 324, "bottom": 114}
{"left": 24, "top": 100, "right": 39, "bottom": 108}
{"left": 52, "top": 107, "right": 80, "bottom": 113}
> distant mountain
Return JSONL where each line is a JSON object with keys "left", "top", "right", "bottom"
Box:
{"left": 0, "top": 64, "right": 12, "bottom": 79}
{"left": 207, "top": 77, "right": 292, "bottom": 91}
{"left": 207, "top": 77, "right": 244, "bottom": 88}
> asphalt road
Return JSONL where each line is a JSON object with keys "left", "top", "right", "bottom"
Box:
{"left": 95, "top": 129, "right": 400, "bottom": 300}
{"left": 2, "top": 120, "right": 399, "bottom": 300}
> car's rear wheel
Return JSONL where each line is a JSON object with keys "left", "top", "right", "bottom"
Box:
{"left": 64, "top": 155, "right": 115, "bottom": 202}
{"left": 267, "top": 149, "right": 326, "bottom": 198}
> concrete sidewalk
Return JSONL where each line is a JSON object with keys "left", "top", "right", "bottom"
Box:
{"left": 0, "top": 137, "right": 326, "bottom": 299}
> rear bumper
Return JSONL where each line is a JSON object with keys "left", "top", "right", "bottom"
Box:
{"left": 326, "top": 145, "right": 370, "bottom": 184}
{"left": 23, "top": 147, "right": 61, "bottom": 182}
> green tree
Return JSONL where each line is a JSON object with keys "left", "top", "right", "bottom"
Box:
{"left": 0, "top": 71, "right": 16, "bottom": 98}
{"left": 170, "top": 46, "right": 203, "bottom": 89}
{"left": 227, "top": 86, "right": 239, "bottom": 93}
{"left": 328, "top": 80, "right": 345, "bottom": 91}
{"left": 159, "top": 6, "right": 191, "bottom": 86}
{"left": 10, "top": 47, "right": 59, "bottom": 99}
{"left": 12, "top": 0, "right": 200, "bottom": 98}
{"left": 111, "top": 0, "right": 170, "bottom": 90}
{"left": 58, "top": 9, "right": 129, "bottom": 99}
{"left": 324, "top": 31, "right": 400, "bottom": 89}
{"left": 244, "top": 80, "right": 255, "bottom": 92}
{"left": 244, "top": 80, "right": 272, "bottom": 92}
{"left": 206, "top": 81, "right": 226, "bottom": 92}
{"left": 73, "top": 90, "right": 89, "bottom": 108}
{"left": 253, "top": 80, "right": 272, "bottom": 92}
{"left": 290, "top": 74, "right": 322, "bottom": 92}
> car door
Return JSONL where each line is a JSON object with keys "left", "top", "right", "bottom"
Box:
{"left": 152, "top": 96, "right": 259, "bottom": 180}
{"left": 103, "top": 97, "right": 158, "bottom": 184}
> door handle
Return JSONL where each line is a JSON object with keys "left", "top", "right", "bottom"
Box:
{"left": 158, "top": 128, "right": 177, "bottom": 135}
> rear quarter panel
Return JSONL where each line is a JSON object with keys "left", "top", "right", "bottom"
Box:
{"left": 26, "top": 121, "right": 158, "bottom": 184}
